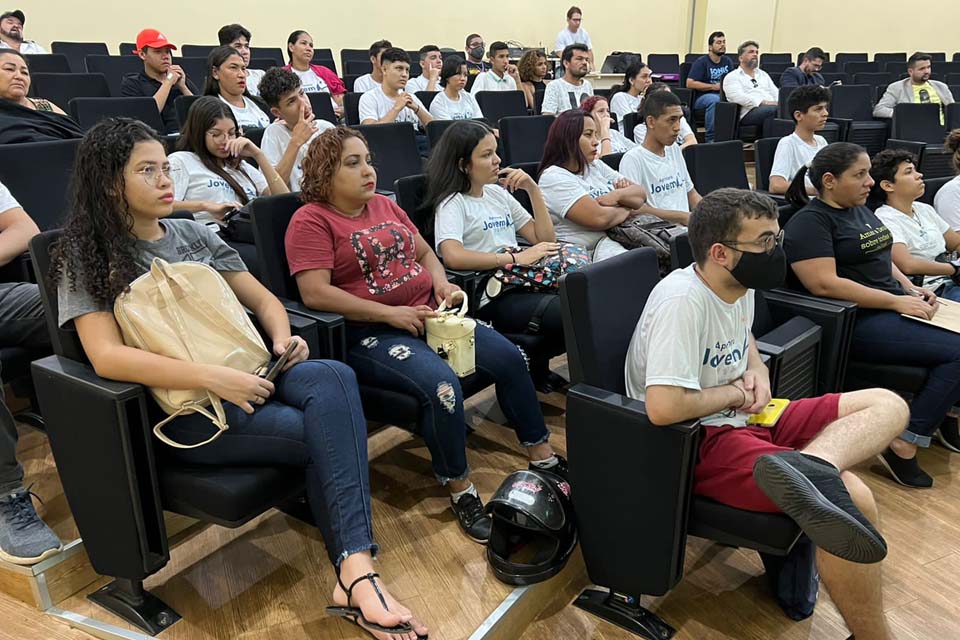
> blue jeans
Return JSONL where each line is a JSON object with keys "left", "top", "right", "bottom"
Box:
{"left": 346, "top": 323, "right": 550, "bottom": 484}
{"left": 940, "top": 282, "right": 960, "bottom": 301}
{"left": 161, "top": 360, "right": 376, "bottom": 567}
{"left": 694, "top": 93, "right": 720, "bottom": 142}
{"left": 740, "top": 105, "right": 779, "bottom": 137}
{"left": 851, "top": 310, "right": 960, "bottom": 446}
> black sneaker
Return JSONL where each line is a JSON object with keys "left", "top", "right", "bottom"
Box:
{"left": 937, "top": 418, "right": 960, "bottom": 453}
{"left": 753, "top": 451, "right": 887, "bottom": 564}
{"left": 529, "top": 454, "right": 569, "bottom": 481}
{"left": 878, "top": 448, "right": 933, "bottom": 488}
{"left": 451, "top": 492, "right": 492, "bottom": 544}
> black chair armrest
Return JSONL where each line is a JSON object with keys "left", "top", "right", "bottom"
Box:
{"left": 446, "top": 269, "right": 485, "bottom": 315}
{"left": 0, "top": 252, "right": 34, "bottom": 284}
{"left": 31, "top": 355, "right": 169, "bottom": 580}
{"left": 277, "top": 298, "right": 347, "bottom": 362}
{"left": 566, "top": 383, "right": 699, "bottom": 597}
{"left": 756, "top": 316, "right": 822, "bottom": 399}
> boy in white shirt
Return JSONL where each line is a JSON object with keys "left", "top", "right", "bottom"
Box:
{"left": 470, "top": 42, "right": 520, "bottom": 94}
{"left": 353, "top": 39, "right": 391, "bottom": 93}
{"left": 217, "top": 24, "right": 265, "bottom": 97}
{"left": 554, "top": 6, "right": 593, "bottom": 68}
{"left": 359, "top": 48, "right": 433, "bottom": 156}
{"left": 542, "top": 44, "right": 593, "bottom": 115}
{"left": 259, "top": 67, "right": 335, "bottom": 191}
{"left": 620, "top": 91, "right": 700, "bottom": 222}
{"left": 769, "top": 85, "right": 830, "bottom": 195}
{"left": 407, "top": 44, "right": 443, "bottom": 93}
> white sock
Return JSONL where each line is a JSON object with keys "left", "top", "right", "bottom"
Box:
{"left": 450, "top": 483, "right": 479, "bottom": 501}
{"left": 530, "top": 455, "right": 559, "bottom": 469}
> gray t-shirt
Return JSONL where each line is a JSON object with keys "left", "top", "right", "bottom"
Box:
{"left": 58, "top": 218, "right": 246, "bottom": 327}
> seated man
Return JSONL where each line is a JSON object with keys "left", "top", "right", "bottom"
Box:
{"left": 0, "top": 10, "right": 44, "bottom": 54}
{"left": 687, "top": 31, "right": 736, "bottom": 142}
{"left": 769, "top": 85, "right": 830, "bottom": 195}
{"left": 722, "top": 40, "right": 779, "bottom": 137}
{"left": 354, "top": 39, "right": 391, "bottom": 94}
{"left": 873, "top": 52, "right": 954, "bottom": 123}
{"left": 0, "top": 180, "right": 60, "bottom": 565}
{"left": 217, "top": 23, "right": 264, "bottom": 97}
{"left": 407, "top": 44, "right": 443, "bottom": 93}
{"left": 470, "top": 41, "right": 520, "bottom": 94}
{"left": 780, "top": 47, "right": 826, "bottom": 88}
{"left": 259, "top": 67, "right": 335, "bottom": 191}
{"left": 627, "top": 187, "right": 906, "bottom": 640}
{"left": 541, "top": 44, "right": 593, "bottom": 115}
{"left": 463, "top": 34, "right": 490, "bottom": 77}
{"left": 121, "top": 29, "right": 197, "bottom": 134}
{"left": 358, "top": 48, "right": 432, "bottom": 154}
{"left": 620, "top": 91, "right": 700, "bottom": 222}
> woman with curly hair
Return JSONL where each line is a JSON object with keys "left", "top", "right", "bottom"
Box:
{"left": 51, "top": 117, "right": 428, "bottom": 640}
{"left": 286, "top": 126, "right": 566, "bottom": 544}
{"left": 517, "top": 49, "right": 548, "bottom": 110}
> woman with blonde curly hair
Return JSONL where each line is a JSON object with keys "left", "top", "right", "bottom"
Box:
{"left": 286, "top": 126, "right": 566, "bottom": 544}
{"left": 517, "top": 49, "right": 549, "bottom": 110}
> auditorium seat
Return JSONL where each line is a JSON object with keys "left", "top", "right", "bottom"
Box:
{"left": 173, "top": 95, "right": 202, "bottom": 128}
{"left": 180, "top": 44, "right": 215, "bottom": 58}
{"left": 84, "top": 54, "right": 145, "bottom": 96}
{"left": 845, "top": 61, "right": 880, "bottom": 75}
{"left": 474, "top": 90, "right": 528, "bottom": 124}
{"left": 339, "top": 48, "right": 369, "bottom": 77}
{"left": 947, "top": 102, "right": 960, "bottom": 131}
{"left": 343, "top": 92, "right": 362, "bottom": 125}
{"left": 874, "top": 52, "right": 907, "bottom": 64}
{"left": 415, "top": 91, "right": 437, "bottom": 110}
{"left": 306, "top": 92, "right": 338, "bottom": 125}
{"left": 24, "top": 54, "right": 70, "bottom": 74}
{"left": 70, "top": 96, "right": 165, "bottom": 133}
{"left": 356, "top": 123, "right": 423, "bottom": 192}
{"left": 118, "top": 42, "right": 137, "bottom": 55}
{"left": 753, "top": 136, "right": 779, "bottom": 192}
{"left": 622, "top": 112, "right": 641, "bottom": 142}
{"left": 600, "top": 152, "right": 624, "bottom": 172}
{"left": 30, "top": 73, "right": 110, "bottom": 110}
{"left": 919, "top": 176, "right": 952, "bottom": 206}
{"left": 835, "top": 52, "right": 868, "bottom": 64}
{"left": 646, "top": 53, "right": 680, "bottom": 76}
{"left": 177, "top": 57, "right": 210, "bottom": 89}
{"left": 425, "top": 119, "right": 459, "bottom": 149}
{"left": 0, "top": 139, "right": 79, "bottom": 231}
{"left": 499, "top": 115, "right": 555, "bottom": 166}
{"left": 50, "top": 41, "right": 109, "bottom": 72}
{"left": 851, "top": 71, "right": 892, "bottom": 88}
{"left": 248, "top": 57, "right": 278, "bottom": 72}
{"left": 759, "top": 52, "right": 792, "bottom": 66}
{"left": 249, "top": 47, "right": 284, "bottom": 67}
{"left": 889, "top": 103, "right": 952, "bottom": 179}
{"left": 828, "top": 84, "right": 889, "bottom": 156}
{"left": 682, "top": 141, "right": 749, "bottom": 194}
{"left": 346, "top": 59, "right": 373, "bottom": 76}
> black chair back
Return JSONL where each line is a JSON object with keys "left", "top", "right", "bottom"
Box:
{"left": 600, "top": 152, "right": 624, "bottom": 172}
{"left": 646, "top": 53, "right": 680, "bottom": 75}
{"left": 24, "top": 54, "right": 70, "bottom": 73}
{"left": 0, "top": 140, "right": 79, "bottom": 232}
{"left": 248, "top": 57, "right": 279, "bottom": 72}
{"left": 499, "top": 115, "right": 554, "bottom": 166}
{"left": 844, "top": 61, "right": 880, "bottom": 75}
{"left": 473, "top": 90, "right": 528, "bottom": 124}
{"left": 622, "top": 112, "right": 641, "bottom": 142}
{"left": 29, "top": 231, "right": 87, "bottom": 363}
{"left": 884, "top": 61, "right": 908, "bottom": 76}
{"left": 118, "top": 42, "right": 137, "bottom": 55}
{"left": 340, "top": 48, "right": 369, "bottom": 76}
{"left": 947, "top": 102, "right": 960, "bottom": 132}
{"left": 777, "top": 86, "right": 797, "bottom": 120}
{"left": 830, "top": 84, "right": 875, "bottom": 121}
{"left": 51, "top": 41, "right": 109, "bottom": 72}
{"left": 250, "top": 47, "right": 284, "bottom": 67}
{"left": 307, "top": 92, "right": 338, "bottom": 125}
{"left": 920, "top": 176, "right": 952, "bottom": 206}
{"left": 892, "top": 103, "right": 946, "bottom": 144}
{"left": 415, "top": 91, "right": 438, "bottom": 110}
{"left": 754, "top": 137, "right": 781, "bottom": 192}
{"left": 820, "top": 72, "right": 848, "bottom": 86}
{"left": 180, "top": 44, "right": 215, "bottom": 59}
{"left": 874, "top": 52, "right": 906, "bottom": 64}
{"left": 851, "top": 72, "right": 893, "bottom": 88}
{"left": 70, "top": 96, "right": 165, "bottom": 133}
{"left": 762, "top": 62, "right": 791, "bottom": 74}
{"left": 357, "top": 123, "right": 423, "bottom": 192}
{"left": 684, "top": 53, "right": 702, "bottom": 63}
{"left": 394, "top": 174, "right": 433, "bottom": 244}
{"left": 30, "top": 73, "right": 110, "bottom": 109}
{"left": 759, "top": 52, "right": 792, "bottom": 66}
{"left": 346, "top": 60, "right": 373, "bottom": 76}
{"left": 534, "top": 89, "right": 545, "bottom": 115}
{"left": 344, "top": 92, "right": 362, "bottom": 125}
{"left": 248, "top": 193, "right": 303, "bottom": 300}
{"left": 425, "top": 119, "right": 459, "bottom": 149}
{"left": 84, "top": 55, "right": 145, "bottom": 95}
{"left": 682, "top": 141, "right": 749, "bottom": 194}
{"left": 836, "top": 53, "right": 868, "bottom": 64}
{"left": 174, "top": 94, "right": 203, "bottom": 128}
{"left": 178, "top": 57, "right": 209, "bottom": 89}
{"left": 673, "top": 87, "right": 692, "bottom": 108}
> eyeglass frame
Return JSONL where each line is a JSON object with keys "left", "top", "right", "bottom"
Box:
{"left": 206, "top": 129, "right": 239, "bottom": 142}
{"left": 133, "top": 164, "right": 179, "bottom": 186}
{"left": 721, "top": 229, "right": 784, "bottom": 255}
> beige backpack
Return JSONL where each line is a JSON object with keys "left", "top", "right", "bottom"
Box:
{"left": 425, "top": 291, "right": 476, "bottom": 377}
{"left": 114, "top": 258, "right": 271, "bottom": 449}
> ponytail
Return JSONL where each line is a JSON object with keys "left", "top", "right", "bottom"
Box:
{"left": 785, "top": 166, "right": 811, "bottom": 209}
{"left": 786, "top": 141, "right": 869, "bottom": 210}
{"left": 610, "top": 61, "right": 647, "bottom": 98}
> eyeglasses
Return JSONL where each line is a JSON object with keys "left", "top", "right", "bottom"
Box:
{"left": 134, "top": 165, "right": 179, "bottom": 186}
{"left": 207, "top": 130, "right": 238, "bottom": 142}
{"left": 722, "top": 229, "right": 783, "bottom": 254}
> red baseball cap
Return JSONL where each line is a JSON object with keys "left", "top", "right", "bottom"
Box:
{"left": 133, "top": 29, "right": 177, "bottom": 54}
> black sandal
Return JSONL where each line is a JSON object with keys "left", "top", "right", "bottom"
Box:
{"left": 326, "top": 572, "right": 427, "bottom": 639}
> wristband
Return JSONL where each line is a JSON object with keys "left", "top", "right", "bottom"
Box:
{"left": 508, "top": 252, "right": 516, "bottom": 264}
{"left": 600, "top": 137, "right": 611, "bottom": 142}
{"left": 731, "top": 384, "right": 746, "bottom": 408}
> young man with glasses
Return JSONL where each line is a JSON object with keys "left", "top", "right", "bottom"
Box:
{"left": 780, "top": 47, "right": 827, "bottom": 88}
{"left": 722, "top": 40, "right": 779, "bottom": 137}
{"left": 463, "top": 34, "right": 489, "bottom": 77}
{"left": 873, "top": 52, "right": 955, "bottom": 123}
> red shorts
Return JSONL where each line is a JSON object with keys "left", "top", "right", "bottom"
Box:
{"left": 694, "top": 393, "right": 841, "bottom": 513}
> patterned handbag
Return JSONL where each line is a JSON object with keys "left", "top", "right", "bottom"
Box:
{"left": 485, "top": 243, "right": 591, "bottom": 298}
{"left": 606, "top": 214, "right": 686, "bottom": 276}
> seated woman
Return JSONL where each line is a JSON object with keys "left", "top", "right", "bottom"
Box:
{"left": 426, "top": 120, "right": 566, "bottom": 392}
{"left": 869, "top": 148, "right": 960, "bottom": 301}
{"left": 607, "top": 61, "right": 651, "bottom": 127}
{"left": 284, "top": 30, "right": 345, "bottom": 119}
{"left": 935, "top": 130, "right": 960, "bottom": 229}
{"left": 783, "top": 142, "right": 960, "bottom": 488}
{"left": 0, "top": 49, "right": 82, "bottom": 143}
{"left": 537, "top": 109, "right": 650, "bottom": 261}
{"left": 169, "top": 96, "right": 289, "bottom": 274}
{"left": 428, "top": 56, "right": 484, "bottom": 122}
{"left": 285, "top": 126, "right": 566, "bottom": 543}
{"left": 517, "top": 49, "right": 548, "bottom": 110}
{"left": 204, "top": 45, "right": 271, "bottom": 130}
{"left": 581, "top": 95, "right": 635, "bottom": 155}
{"left": 51, "top": 117, "right": 428, "bottom": 640}
{"left": 632, "top": 83, "right": 697, "bottom": 149}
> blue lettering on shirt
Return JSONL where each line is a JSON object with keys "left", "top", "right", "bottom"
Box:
{"left": 701, "top": 333, "right": 749, "bottom": 369}
{"left": 649, "top": 171, "right": 686, "bottom": 195}
{"left": 482, "top": 214, "right": 513, "bottom": 231}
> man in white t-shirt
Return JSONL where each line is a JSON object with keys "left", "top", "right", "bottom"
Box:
{"left": 769, "top": 85, "right": 830, "bottom": 195}
{"left": 0, "top": 10, "right": 45, "bottom": 54}
{"left": 722, "top": 40, "right": 779, "bottom": 136}
{"left": 353, "top": 39, "right": 391, "bottom": 94}
{"left": 554, "top": 6, "right": 593, "bottom": 69}
{"left": 621, "top": 91, "right": 700, "bottom": 222}
{"left": 541, "top": 44, "right": 593, "bottom": 115}
{"left": 470, "top": 42, "right": 520, "bottom": 94}
{"left": 259, "top": 67, "right": 335, "bottom": 191}
{"left": 359, "top": 48, "right": 432, "bottom": 129}
{"left": 626, "top": 187, "right": 905, "bottom": 640}
{"left": 217, "top": 24, "right": 264, "bottom": 97}
{"left": 407, "top": 44, "right": 443, "bottom": 93}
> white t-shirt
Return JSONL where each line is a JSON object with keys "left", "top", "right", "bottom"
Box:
{"left": 429, "top": 90, "right": 484, "bottom": 121}
{"left": 293, "top": 68, "right": 329, "bottom": 94}
{"left": 260, "top": 119, "right": 336, "bottom": 191}
{"left": 542, "top": 77, "right": 594, "bottom": 114}
{"left": 625, "top": 265, "right": 755, "bottom": 428}
{"left": 620, "top": 143, "right": 694, "bottom": 213}
{"left": 354, "top": 74, "right": 379, "bottom": 93}
{"left": 875, "top": 202, "right": 952, "bottom": 290}
{"left": 770, "top": 133, "right": 828, "bottom": 189}
{"left": 407, "top": 75, "right": 436, "bottom": 93}
{"left": 359, "top": 87, "right": 426, "bottom": 130}
{"left": 470, "top": 71, "right": 518, "bottom": 94}
{"left": 434, "top": 184, "right": 532, "bottom": 256}
{"left": 0, "top": 40, "right": 45, "bottom": 54}
{"left": 609, "top": 92, "right": 641, "bottom": 125}
{"left": 169, "top": 151, "right": 268, "bottom": 224}
{"left": 555, "top": 27, "right": 592, "bottom": 53}
{"left": 0, "top": 180, "right": 20, "bottom": 214}
{"left": 607, "top": 129, "right": 636, "bottom": 154}
{"left": 539, "top": 160, "right": 622, "bottom": 250}
{"left": 934, "top": 176, "right": 960, "bottom": 231}
{"left": 633, "top": 117, "right": 695, "bottom": 148}
{"left": 219, "top": 95, "right": 270, "bottom": 129}
{"left": 246, "top": 68, "right": 265, "bottom": 97}
{"left": 723, "top": 68, "right": 779, "bottom": 119}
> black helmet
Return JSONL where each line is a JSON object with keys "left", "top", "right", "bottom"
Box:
{"left": 485, "top": 469, "right": 577, "bottom": 586}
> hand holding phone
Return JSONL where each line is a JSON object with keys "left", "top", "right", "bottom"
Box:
{"left": 263, "top": 341, "right": 297, "bottom": 382}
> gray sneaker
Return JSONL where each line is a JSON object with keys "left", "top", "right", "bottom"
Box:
{"left": 0, "top": 490, "right": 62, "bottom": 565}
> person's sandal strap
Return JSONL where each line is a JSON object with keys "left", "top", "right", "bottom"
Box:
{"left": 345, "top": 571, "right": 381, "bottom": 604}
{"left": 330, "top": 572, "right": 415, "bottom": 635}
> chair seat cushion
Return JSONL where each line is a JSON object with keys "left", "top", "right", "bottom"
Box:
{"left": 0, "top": 346, "right": 39, "bottom": 381}
{"left": 688, "top": 496, "right": 801, "bottom": 556}
{"left": 844, "top": 361, "right": 927, "bottom": 394}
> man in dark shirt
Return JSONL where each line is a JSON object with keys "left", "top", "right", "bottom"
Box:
{"left": 687, "top": 31, "right": 736, "bottom": 142}
{"left": 120, "top": 29, "right": 196, "bottom": 134}
{"left": 781, "top": 47, "right": 827, "bottom": 88}
{"left": 464, "top": 33, "right": 490, "bottom": 76}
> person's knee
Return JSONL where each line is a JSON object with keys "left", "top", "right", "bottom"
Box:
{"left": 840, "top": 471, "right": 879, "bottom": 522}
{"left": 297, "top": 359, "right": 359, "bottom": 396}
{"left": 840, "top": 388, "right": 909, "bottom": 435}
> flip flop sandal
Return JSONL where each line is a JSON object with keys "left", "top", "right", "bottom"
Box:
{"left": 326, "top": 572, "right": 428, "bottom": 639}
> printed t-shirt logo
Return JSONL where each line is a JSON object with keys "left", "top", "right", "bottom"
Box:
{"left": 350, "top": 221, "right": 423, "bottom": 295}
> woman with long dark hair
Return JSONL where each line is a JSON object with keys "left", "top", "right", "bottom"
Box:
{"left": 284, "top": 30, "right": 345, "bottom": 118}
{"left": 426, "top": 120, "right": 566, "bottom": 392}
{"left": 50, "top": 117, "right": 428, "bottom": 640}
{"left": 783, "top": 141, "right": 960, "bottom": 488}
{"left": 607, "top": 61, "right": 650, "bottom": 127}
{"left": 203, "top": 45, "right": 270, "bottom": 129}
{"left": 537, "top": 109, "right": 649, "bottom": 260}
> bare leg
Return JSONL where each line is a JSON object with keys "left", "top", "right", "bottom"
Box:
{"left": 333, "top": 551, "right": 428, "bottom": 640}
{"left": 817, "top": 472, "right": 890, "bottom": 640}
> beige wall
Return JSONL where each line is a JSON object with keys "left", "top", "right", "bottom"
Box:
{"left": 21, "top": 0, "right": 691, "bottom": 68}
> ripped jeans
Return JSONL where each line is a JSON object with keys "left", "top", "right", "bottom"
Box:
{"left": 346, "top": 322, "right": 550, "bottom": 484}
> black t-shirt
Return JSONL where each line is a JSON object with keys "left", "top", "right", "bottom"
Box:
{"left": 783, "top": 198, "right": 903, "bottom": 295}
{"left": 120, "top": 72, "right": 198, "bottom": 134}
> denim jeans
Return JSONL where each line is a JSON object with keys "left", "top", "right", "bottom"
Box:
{"left": 740, "top": 105, "right": 779, "bottom": 137}
{"left": 161, "top": 360, "right": 376, "bottom": 566}
{"left": 694, "top": 93, "right": 721, "bottom": 142}
{"left": 939, "top": 282, "right": 960, "bottom": 302}
{"left": 346, "top": 322, "right": 550, "bottom": 484}
{"left": 476, "top": 290, "right": 565, "bottom": 379}
{"left": 851, "top": 309, "right": 960, "bottom": 446}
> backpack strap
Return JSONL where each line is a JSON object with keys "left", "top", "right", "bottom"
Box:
{"left": 526, "top": 295, "right": 554, "bottom": 334}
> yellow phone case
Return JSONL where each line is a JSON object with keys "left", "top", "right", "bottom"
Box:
{"left": 746, "top": 399, "right": 791, "bottom": 427}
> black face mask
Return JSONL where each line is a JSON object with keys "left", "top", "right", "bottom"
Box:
{"left": 470, "top": 46, "right": 485, "bottom": 60}
{"left": 726, "top": 244, "right": 786, "bottom": 290}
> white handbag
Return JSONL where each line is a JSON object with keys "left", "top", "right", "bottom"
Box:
{"left": 425, "top": 291, "right": 476, "bottom": 377}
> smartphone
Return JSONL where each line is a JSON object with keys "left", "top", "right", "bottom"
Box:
{"left": 222, "top": 208, "right": 241, "bottom": 222}
{"left": 747, "top": 399, "right": 791, "bottom": 427}
{"left": 263, "top": 341, "right": 298, "bottom": 382}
